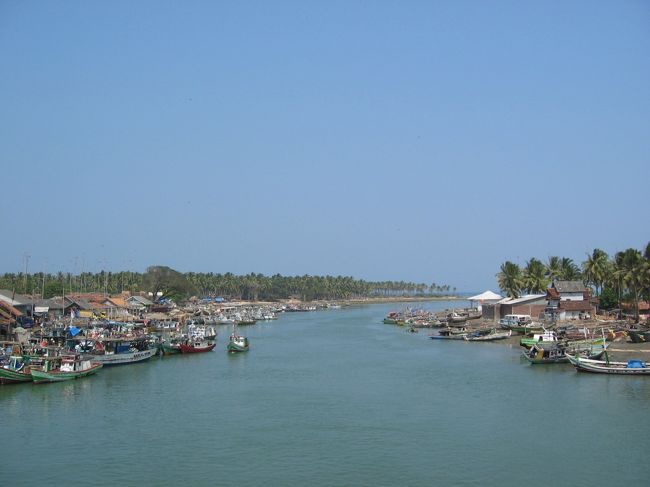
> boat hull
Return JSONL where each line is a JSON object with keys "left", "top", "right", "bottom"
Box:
{"left": 227, "top": 342, "right": 249, "bottom": 353}
{"left": 464, "top": 330, "right": 512, "bottom": 341}
{"left": 566, "top": 355, "right": 650, "bottom": 375}
{"left": 30, "top": 363, "right": 103, "bottom": 383}
{"left": 86, "top": 348, "right": 158, "bottom": 366}
{"left": 430, "top": 335, "right": 467, "bottom": 340}
{"left": 0, "top": 367, "right": 33, "bottom": 384}
{"left": 179, "top": 343, "right": 216, "bottom": 353}
{"left": 159, "top": 343, "right": 182, "bottom": 355}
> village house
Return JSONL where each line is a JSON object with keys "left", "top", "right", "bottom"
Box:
{"left": 481, "top": 294, "right": 547, "bottom": 321}
{"left": 126, "top": 295, "right": 154, "bottom": 313}
{"left": 545, "top": 280, "right": 596, "bottom": 321}
{"left": 0, "top": 289, "right": 35, "bottom": 315}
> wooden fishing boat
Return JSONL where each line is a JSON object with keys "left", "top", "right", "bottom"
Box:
{"left": 520, "top": 330, "right": 559, "bottom": 348}
{"left": 30, "top": 354, "right": 102, "bottom": 383}
{"left": 157, "top": 339, "right": 182, "bottom": 355}
{"left": 236, "top": 319, "right": 257, "bottom": 326}
{"left": 178, "top": 339, "right": 216, "bottom": 353}
{"left": 447, "top": 313, "right": 467, "bottom": 324}
{"left": 628, "top": 330, "right": 650, "bottom": 344}
{"left": 464, "top": 329, "right": 512, "bottom": 342}
{"left": 429, "top": 327, "right": 468, "bottom": 340}
{"left": 227, "top": 334, "right": 250, "bottom": 353}
{"left": 74, "top": 337, "right": 158, "bottom": 366}
{"left": 522, "top": 343, "right": 607, "bottom": 364}
{"left": 226, "top": 322, "right": 249, "bottom": 353}
{"left": 0, "top": 355, "right": 34, "bottom": 384}
{"left": 0, "top": 345, "right": 61, "bottom": 385}
{"left": 566, "top": 354, "right": 650, "bottom": 375}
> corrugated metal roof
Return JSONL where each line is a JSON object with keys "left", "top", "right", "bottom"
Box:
{"left": 498, "top": 294, "right": 547, "bottom": 305}
{"left": 553, "top": 280, "right": 586, "bottom": 293}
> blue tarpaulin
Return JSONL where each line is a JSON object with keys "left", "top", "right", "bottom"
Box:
{"left": 69, "top": 326, "right": 81, "bottom": 337}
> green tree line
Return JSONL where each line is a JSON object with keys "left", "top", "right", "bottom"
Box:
{"left": 0, "top": 267, "right": 455, "bottom": 303}
{"left": 497, "top": 243, "right": 650, "bottom": 320}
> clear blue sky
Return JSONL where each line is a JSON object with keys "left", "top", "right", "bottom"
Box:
{"left": 2, "top": 1, "right": 649, "bottom": 291}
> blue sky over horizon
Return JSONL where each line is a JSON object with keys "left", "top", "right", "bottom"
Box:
{"left": 2, "top": 1, "right": 649, "bottom": 291}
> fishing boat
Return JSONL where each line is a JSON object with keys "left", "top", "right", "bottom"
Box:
{"left": 236, "top": 319, "right": 257, "bottom": 326}
{"left": 30, "top": 353, "right": 102, "bottom": 383}
{"left": 447, "top": 312, "right": 467, "bottom": 324}
{"left": 0, "top": 355, "right": 33, "bottom": 384}
{"left": 0, "top": 345, "right": 61, "bottom": 385}
{"left": 566, "top": 354, "right": 650, "bottom": 375}
{"left": 519, "top": 330, "right": 559, "bottom": 348}
{"left": 178, "top": 338, "right": 216, "bottom": 353}
{"left": 628, "top": 330, "right": 650, "bottom": 343}
{"left": 522, "top": 342, "right": 608, "bottom": 364}
{"left": 464, "top": 329, "right": 512, "bottom": 342}
{"left": 227, "top": 325, "right": 250, "bottom": 353}
{"left": 156, "top": 337, "right": 182, "bottom": 355}
{"left": 74, "top": 337, "right": 158, "bottom": 366}
{"left": 429, "top": 327, "right": 468, "bottom": 340}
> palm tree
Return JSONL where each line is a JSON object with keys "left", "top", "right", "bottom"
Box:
{"left": 582, "top": 248, "right": 609, "bottom": 296}
{"left": 559, "top": 257, "right": 581, "bottom": 281}
{"left": 614, "top": 248, "right": 644, "bottom": 321}
{"left": 523, "top": 258, "right": 549, "bottom": 294}
{"left": 497, "top": 261, "right": 523, "bottom": 298}
{"left": 546, "top": 256, "right": 563, "bottom": 282}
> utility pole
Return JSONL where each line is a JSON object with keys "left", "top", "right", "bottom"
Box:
{"left": 23, "top": 252, "right": 30, "bottom": 294}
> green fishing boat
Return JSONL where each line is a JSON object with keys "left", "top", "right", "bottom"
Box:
{"left": 0, "top": 344, "right": 57, "bottom": 385}
{"left": 227, "top": 323, "right": 250, "bottom": 352}
{"left": 30, "top": 354, "right": 102, "bottom": 384}
{"left": 522, "top": 342, "right": 608, "bottom": 364}
{"left": 0, "top": 355, "right": 34, "bottom": 384}
{"left": 227, "top": 335, "right": 250, "bottom": 352}
{"left": 155, "top": 337, "right": 182, "bottom": 355}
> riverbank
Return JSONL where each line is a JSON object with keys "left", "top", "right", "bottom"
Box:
{"left": 227, "top": 296, "right": 465, "bottom": 307}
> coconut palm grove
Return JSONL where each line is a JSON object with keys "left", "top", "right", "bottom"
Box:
{"left": 497, "top": 242, "right": 650, "bottom": 319}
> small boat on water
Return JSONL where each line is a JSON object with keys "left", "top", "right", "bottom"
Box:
{"left": 30, "top": 353, "right": 102, "bottom": 383}
{"left": 522, "top": 342, "right": 608, "bottom": 364}
{"left": 464, "top": 329, "right": 512, "bottom": 342}
{"left": 566, "top": 354, "right": 650, "bottom": 375}
{"left": 227, "top": 323, "right": 249, "bottom": 353}
{"left": 0, "top": 355, "right": 33, "bottom": 384}
{"left": 179, "top": 339, "right": 216, "bottom": 353}
{"left": 236, "top": 319, "right": 257, "bottom": 326}
{"left": 429, "top": 327, "right": 468, "bottom": 340}
{"left": 520, "top": 330, "right": 559, "bottom": 348}
{"left": 0, "top": 345, "right": 61, "bottom": 385}
{"left": 155, "top": 337, "right": 182, "bottom": 355}
{"left": 227, "top": 334, "right": 250, "bottom": 353}
{"left": 73, "top": 337, "right": 158, "bottom": 366}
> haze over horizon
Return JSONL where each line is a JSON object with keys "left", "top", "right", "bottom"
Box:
{"left": 2, "top": 1, "right": 649, "bottom": 292}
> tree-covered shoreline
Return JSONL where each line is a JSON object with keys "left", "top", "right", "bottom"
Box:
{"left": 0, "top": 268, "right": 455, "bottom": 303}
{"left": 497, "top": 243, "right": 650, "bottom": 320}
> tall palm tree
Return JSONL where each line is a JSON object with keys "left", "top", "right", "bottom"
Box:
{"left": 614, "top": 248, "right": 644, "bottom": 321}
{"left": 559, "top": 257, "right": 581, "bottom": 281}
{"left": 497, "top": 261, "right": 523, "bottom": 298}
{"left": 523, "top": 258, "right": 549, "bottom": 294}
{"left": 582, "top": 248, "right": 609, "bottom": 296}
{"left": 546, "top": 256, "right": 563, "bottom": 283}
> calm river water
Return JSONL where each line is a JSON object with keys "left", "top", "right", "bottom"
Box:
{"left": 2, "top": 300, "right": 649, "bottom": 486}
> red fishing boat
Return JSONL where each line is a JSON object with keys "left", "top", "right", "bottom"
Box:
{"left": 178, "top": 339, "right": 216, "bottom": 353}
